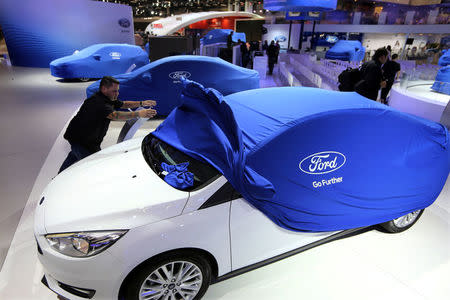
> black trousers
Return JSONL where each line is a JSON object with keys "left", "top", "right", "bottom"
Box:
{"left": 380, "top": 80, "right": 394, "bottom": 101}
{"left": 59, "top": 142, "right": 95, "bottom": 173}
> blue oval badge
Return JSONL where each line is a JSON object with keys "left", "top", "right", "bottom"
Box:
{"left": 299, "top": 151, "right": 346, "bottom": 175}
{"left": 118, "top": 18, "right": 131, "bottom": 28}
{"left": 274, "top": 35, "right": 287, "bottom": 42}
{"left": 169, "top": 71, "right": 191, "bottom": 80}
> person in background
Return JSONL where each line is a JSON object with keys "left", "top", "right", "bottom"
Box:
{"left": 240, "top": 40, "right": 250, "bottom": 68}
{"left": 275, "top": 41, "right": 281, "bottom": 63}
{"left": 267, "top": 41, "right": 278, "bottom": 75}
{"left": 59, "top": 76, "right": 157, "bottom": 173}
{"left": 380, "top": 53, "right": 401, "bottom": 104}
{"left": 227, "top": 31, "right": 234, "bottom": 50}
{"left": 354, "top": 47, "right": 388, "bottom": 101}
{"left": 262, "top": 40, "right": 269, "bottom": 53}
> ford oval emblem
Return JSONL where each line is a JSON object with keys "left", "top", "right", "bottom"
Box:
{"left": 169, "top": 71, "right": 191, "bottom": 80}
{"left": 118, "top": 18, "right": 131, "bottom": 28}
{"left": 274, "top": 35, "right": 287, "bottom": 42}
{"left": 299, "top": 151, "right": 346, "bottom": 175}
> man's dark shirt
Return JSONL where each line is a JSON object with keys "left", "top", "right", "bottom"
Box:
{"left": 64, "top": 92, "right": 123, "bottom": 152}
{"left": 382, "top": 60, "right": 401, "bottom": 82}
{"left": 354, "top": 59, "right": 383, "bottom": 100}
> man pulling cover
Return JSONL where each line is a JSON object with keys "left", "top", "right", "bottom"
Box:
{"left": 59, "top": 76, "right": 157, "bottom": 173}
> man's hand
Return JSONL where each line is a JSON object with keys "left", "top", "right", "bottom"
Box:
{"left": 380, "top": 80, "right": 387, "bottom": 88}
{"left": 138, "top": 108, "right": 157, "bottom": 118}
{"left": 141, "top": 100, "right": 157, "bottom": 107}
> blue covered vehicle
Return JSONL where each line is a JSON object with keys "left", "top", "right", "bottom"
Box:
{"left": 201, "top": 29, "right": 246, "bottom": 45}
{"left": 50, "top": 43, "right": 149, "bottom": 80}
{"left": 34, "top": 79, "right": 449, "bottom": 300}
{"left": 438, "top": 49, "right": 450, "bottom": 67}
{"left": 325, "top": 40, "right": 365, "bottom": 61}
{"left": 431, "top": 65, "right": 450, "bottom": 95}
{"left": 152, "top": 79, "right": 449, "bottom": 232}
{"left": 86, "top": 55, "right": 259, "bottom": 115}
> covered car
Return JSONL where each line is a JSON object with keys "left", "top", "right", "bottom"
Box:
{"left": 325, "top": 40, "right": 365, "bottom": 61}
{"left": 201, "top": 29, "right": 246, "bottom": 45}
{"left": 431, "top": 65, "right": 450, "bottom": 95}
{"left": 438, "top": 49, "right": 450, "bottom": 67}
{"left": 50, "top": 43, "right": 149, "bottom": 79}
{"left": 86, "top": 55, "right": 259, "bottom": 115}
{"left": 152, "top": 79, "right": 449, "bottom": 232}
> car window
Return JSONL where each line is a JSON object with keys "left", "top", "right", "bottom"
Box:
{"left": 142, "top": 134, "right": 221, "bottom": 191}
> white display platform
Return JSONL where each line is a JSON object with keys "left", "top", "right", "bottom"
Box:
{"left": 389, "top": 80, "right": 450, "bottom": 123}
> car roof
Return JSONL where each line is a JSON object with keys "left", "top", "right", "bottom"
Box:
{"left": 225, "top": 87, "right": 382, "bottom": 155}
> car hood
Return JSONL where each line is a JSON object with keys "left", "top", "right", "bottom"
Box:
{"left": 35, "top": 138, "right": 189, "bottom": 234}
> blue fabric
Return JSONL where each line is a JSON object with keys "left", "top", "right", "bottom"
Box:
{"left": 152, "top": 79, "right": 450, "bottom": 232}
{"left": 50, "top": 44, "right": 149, "bottom": 78}
{"left": 86, "top": 55, "right": 259, "bottom": 115}
{"left": 145, "top": 42, "right": 150, "bottom": 55}
{"left": 438, "top": 50, "right": 450, "bottom": 67}
{"left": 161, "top": 162, "right": 194, "bottom": 189}
{"left": 431, "top": 66, "right": 450, "bottom": 95}
{"left": 325, "top": 40, "right": 365, "bottom": 61}
{"left": 201, "top": 29, "right": 246, "bottom": 45}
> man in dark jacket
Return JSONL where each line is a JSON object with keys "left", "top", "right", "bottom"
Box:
{"left": 267, "top": 41, "right": 278, "bottom": 75}
{"left": 59, "top": 76, "right": 157, "bottom": 173}
{"left": 355, "top": 47, "right": 388, "bottom": 101}
{"left": 380, "top": 53, "right": 401, "bottom": 104}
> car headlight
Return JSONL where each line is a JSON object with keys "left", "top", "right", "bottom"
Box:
{"left": 45, "top": 230, "right": 127, "bottom": 257}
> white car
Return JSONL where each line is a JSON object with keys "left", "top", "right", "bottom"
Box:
{"left": 35, "top": 85, "right": 448, "bottom": 300}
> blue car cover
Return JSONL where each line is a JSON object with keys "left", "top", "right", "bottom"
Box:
{"left": 438, "top": 50, "right": 449, "bottom": 67}
{"left": 152, "top": 79, "right": 449, "bottom": 232}
{"left": 50, "top": 44, "right": 149, "bottom": 79}
{"left": 86, "top": 55, "right": 259, "bottom": 115}
{"left": 325, "top": 40, "right": 365, "bottom": 61}
{"left": 431, "top": 65, "right": 450, "bottom": 95}
{"left": 201, "top": 29, "right": 246, "bottom": 45}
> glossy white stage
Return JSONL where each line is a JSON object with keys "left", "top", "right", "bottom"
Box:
{"left": 389, "top": 80, "right": 450, "bottom": 123}
{"left": 0, "top": 66, "right": 449, "bottom": 300}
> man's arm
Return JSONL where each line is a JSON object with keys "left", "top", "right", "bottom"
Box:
{"left": 107, "top": 108, "right": 157, "bottom": 121}
{"left": 121, "top": 100, "right": 156, "bottom": 109}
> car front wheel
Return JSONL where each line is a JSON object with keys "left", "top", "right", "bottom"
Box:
{"left": 124, "top": 252, "right": 212, "bottom": 300}
{"left": 379, "top": 209, "right": 424, "bottom": 233}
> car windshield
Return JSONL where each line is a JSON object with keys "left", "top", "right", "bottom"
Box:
{"left": 142, "top": 134, "right": 221, "bottom": 191}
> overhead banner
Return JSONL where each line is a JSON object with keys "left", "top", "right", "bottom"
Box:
{"left": 0, "top": 0, "right": 134, "bottom": 67}
{"left": 264, "top": 0, "right": 337, "bottom": 12}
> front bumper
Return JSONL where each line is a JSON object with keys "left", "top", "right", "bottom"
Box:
{"left": 36, "top": 234, "right": 127, "bottom": 300}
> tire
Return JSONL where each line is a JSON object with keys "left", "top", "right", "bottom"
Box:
{"left": 123, "top": 251, "right": 212, "bottom": 300}
{"left": 378, "top": 209, "right": 424, "bottom": 233}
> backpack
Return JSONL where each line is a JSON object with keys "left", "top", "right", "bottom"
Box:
{"left": 338, "top": 67, "right": 362, "bottom": 91}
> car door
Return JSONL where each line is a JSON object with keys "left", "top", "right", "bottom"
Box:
{"left": 229, "top": 194, "right": 338, "bottom": 270}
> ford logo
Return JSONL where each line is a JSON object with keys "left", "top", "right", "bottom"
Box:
{"left": 109, "top": 52, "right": 122, "bottom": 58}
{"left": 274, "top": 35, "right": 287, "bottom": 42}
{"left": 118, "top": 18, "right": 131, "bottom": 28}
{"left": 299, "top": 151, "right": 346, "bottom": 175}
{"left": 169, "top": 71, "right": 191, "bottom": 80}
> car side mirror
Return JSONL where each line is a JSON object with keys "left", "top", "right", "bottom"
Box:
{"left": 93, "top": 55, "right": 101, "bottom": 61}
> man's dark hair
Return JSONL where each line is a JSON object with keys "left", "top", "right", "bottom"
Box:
{"left": 373, "top": 47, "right": 388, "bottom": 61}
{"left": 100, "top": 76, "right": 119, "bottom": 88}
{"left": 392, "top": 53, "right": 398, "bottom": 60}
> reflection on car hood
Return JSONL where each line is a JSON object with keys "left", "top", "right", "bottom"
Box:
{"left": 40, "top": 138, "right": 189, "bottom": 233}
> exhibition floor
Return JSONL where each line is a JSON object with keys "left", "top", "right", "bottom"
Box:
{"left": 0, "top": 65, "right": 449, "bottom": 300}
